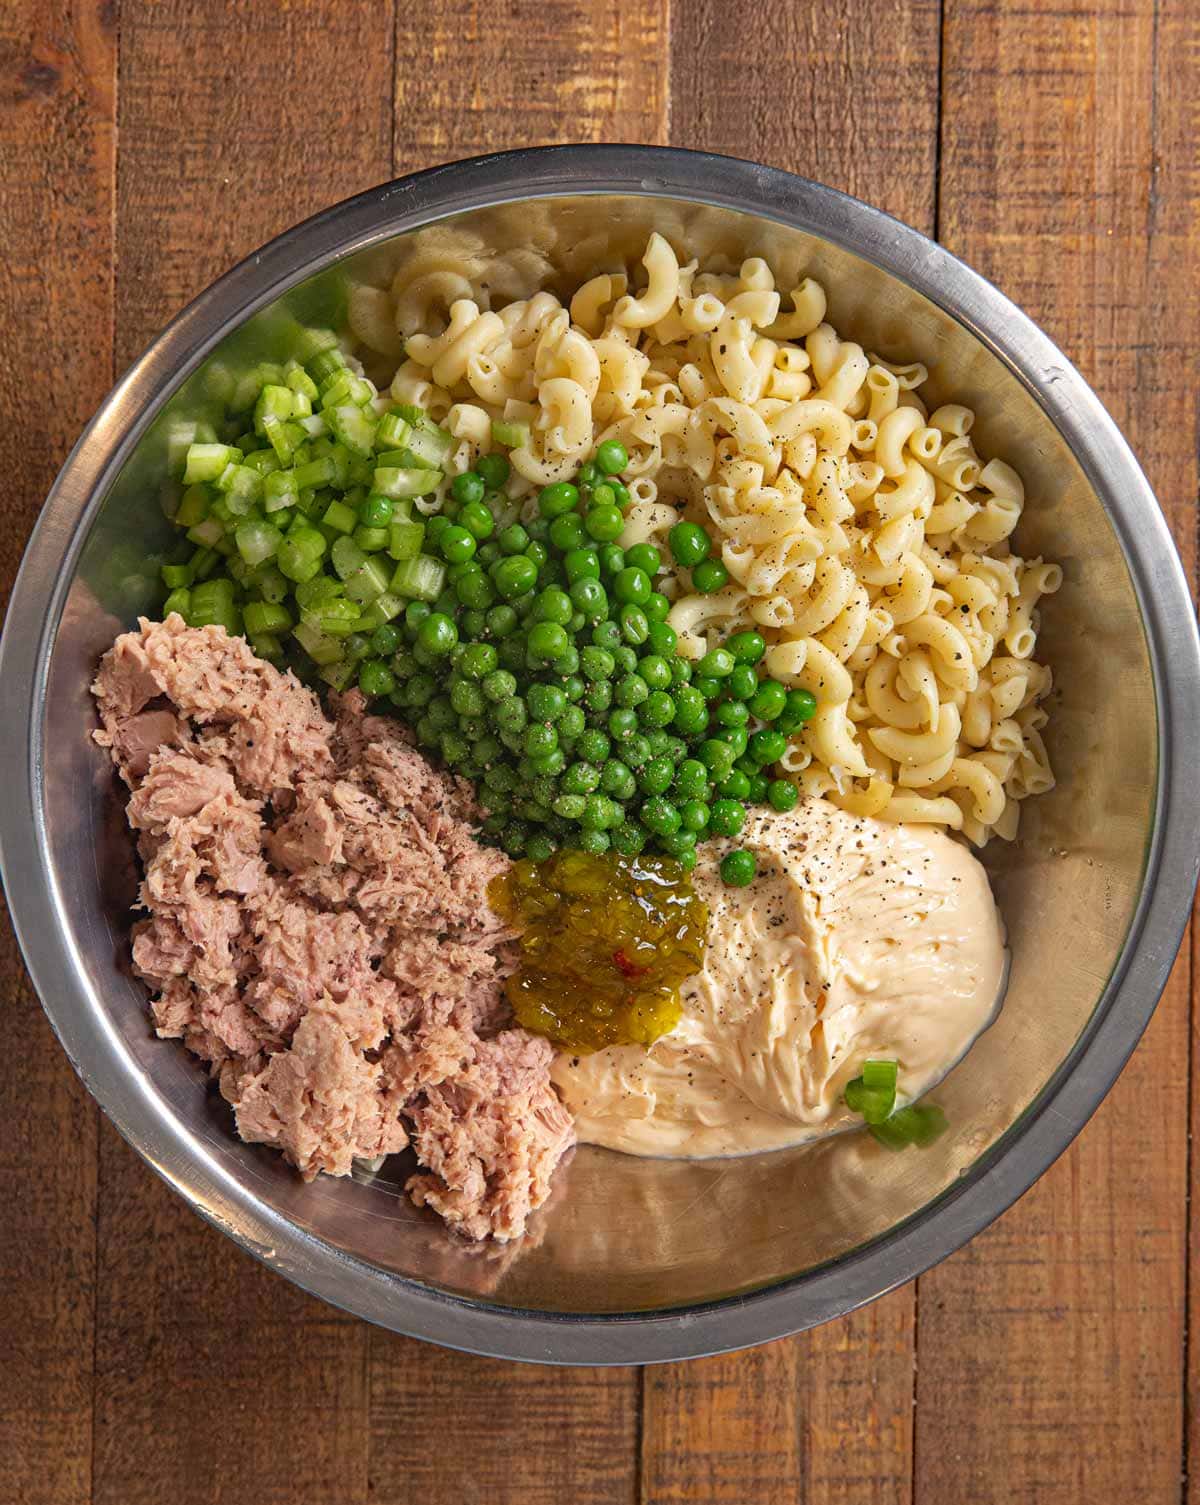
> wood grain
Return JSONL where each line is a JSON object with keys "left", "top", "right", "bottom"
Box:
{"left": 915, "top": 1, "right": 1198, "bottom": 1501}
{"left": 393, "top": 0, "right": 670, "bottom": 171}
{"left": 92, "top": 5, "right": 395, "bottom": 1503}
{"left": 0, "top": 3, "right": 115, "bottom": 1502}
{"left": 368, "top": 7, "right": 668, "bottom": 1500}
{"left": 640, "top": 4, "right": 942, "bottom": 1500}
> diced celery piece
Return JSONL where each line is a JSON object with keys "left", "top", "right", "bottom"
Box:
{"left": 390, "top": 554, "right": 445, "bottom": 602}
{"left": 491, "top": 418, "right": 530, "bottom": 449}
{"left": 372, "top": 466, "right": 441, "bottom": 499}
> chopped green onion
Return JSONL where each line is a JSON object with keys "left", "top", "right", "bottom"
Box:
{"left": 844, "top": 1073, "right": 897, "bottom": 1125}
{"left": 861, "top": 1059, "right": 898, "bottom": 1092}
{"left": 870, "top": 1104, "right": 948, "bottom": 1150}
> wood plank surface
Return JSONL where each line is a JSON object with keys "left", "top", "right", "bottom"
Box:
{"left": 91, "top": 6, "right": 395, "bottom": 1505}
{"left": 914, "top": 1, "right": 1198, "bottom": 1501}
{"left": 0, "top": 2, "right": 1197, "bottom": 1502}
{"left": 0, "top": 4, "right": 115, "bottom": 1503}
{"left": 366, "top": 8, "right": 668, "bottom": 1501}
{"left": 639, "top": 5, "right": 942, "bottom": 1502}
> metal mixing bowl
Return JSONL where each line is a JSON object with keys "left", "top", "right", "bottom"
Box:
{"left": 3, "top": 146, "right": 1197, "bottom": 1364}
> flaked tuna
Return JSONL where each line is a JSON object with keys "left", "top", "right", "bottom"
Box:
{"left": 92, "top": 617, "right": 573, "bottom": 1240}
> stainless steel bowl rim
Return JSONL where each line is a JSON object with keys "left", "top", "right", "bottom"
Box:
{"left": 3, "top": 145, "right": 1197, "bottom": 1365}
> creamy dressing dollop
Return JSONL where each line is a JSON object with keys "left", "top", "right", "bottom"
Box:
{"left": 552, "top": 799, "right": 1005, "bottom": 1158}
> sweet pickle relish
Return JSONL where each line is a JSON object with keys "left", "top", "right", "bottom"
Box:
{"left": 488, "top": 849, "right": 708, "bottom": 1053}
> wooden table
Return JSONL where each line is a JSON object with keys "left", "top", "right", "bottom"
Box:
{"left": 2, "top": 2, "right": 1197, "bottom": 1500}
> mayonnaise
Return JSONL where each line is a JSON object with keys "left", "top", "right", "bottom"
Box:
{"left": 553, "top": 799, "right": 1005, "bottom": 1158}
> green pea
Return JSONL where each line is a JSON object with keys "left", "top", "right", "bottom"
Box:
{"left": 748, "top": 727, "right": 788, "bottom": 767}
{"left": 624, "top": 542, "right": 661, "bottom": 576}
{"left": 680, "top": 799, "right": 710, "bottom": 833}
{"left": 577, "top": 728, "right": 611, "bottom": 763}
{"left": 529, "top": 748, "right": 565, "bottom": 776}
{"left": 486, "top": 603, "right": 519, "bottom": 638}
{"left": 609, "top": 480, "right": 631, "bottom": 510}
{"left": 585, "top": 503, "right": 623, "bottom": 542}
{"left": 746, "top": 772, "right": 769, "bottom": 802}
{"left": 526, "top": 516, "right": 550, "bottom": 543}
{"left": 563, "top": 673, "right": 586, "bottom": 703}
{"left": 720, "top": 849, "right": 756, "bottom": 887}
{"left": 636, "top": 654, "right": 670, "bottom": 691}
{"left": 641, "top": 796, "right": 681, "bottom": 836}
{"left": 492, "top": 554, "right": 538, "bottom": 599}
{"left": 610, "top": 822, "right": 646, "bottom": 855}
{"left": 709, "top": 798, "right": 747, "bottom": 837}
{"left": 501, "top": 820, "right": 529, "bottom": 857}
{"left": 359, "top": 493, "right": 394, "bottom": 528}
{"left": 726, "top": 630, "right": 766, "bottom": 665}
{"left": 611, "top": 646, "right": 637, "bottom": 676}
{"left": 595, "top": 438, "right": 628, "bottom": 475}
{"left": 671, "top": 658, "right": 693, "bottom": 686}
{"left": 481, "top": 667, "right": 517, "bottom": 702}
{"left": 449, "top": 470, "right": 485, "bottom": 506}
{"left": 417, "top": 612, "right": 458, "bottom": 656}
{"left": 564, "top": 547, "right": 600, "bottom": 583}
{"left": 592, "top": 619, "right": 622, "bottom": 650}
{"left": 539, "top": 481, "right": 579, "bottom": 518}
{"left": 781, "top": 688, "right": 818, "bottom": 727}
{"left": 562, "top": 760, "right": 601, "bottom": 796}
{"left": 369, "top": 623, "right": 402, "bottom": 657}
{"left": 426, "top": 697, "right": 457, "bottom": 733}
{"left": 661, "top": 829, "right": 698, "bottom": 859}
{"left": 619, "top": 604, "right": 649, "bottom": 645}
{"left": 498, "top": 522, "right": 530, "bottom": 555}
{"left": 449, "top": 679, "right": 485, "bottom": 717}
{"left": 582, "top": 793, "right": 621, "bottom": 830}
{"left": 558, "top": 703, "right": 586, "bottom": 740}
{"left": 716, "top": 699, "right": 750, "bottom": 728}
{"left": 716, "top": 726, "right": 749, "bottom": 759}
{"left": 599, "top": 544, "right": 626, "bottom": 576}
{"left": 581, "top": 645, "right": 615, "bottom": 681}
{"left": 440, "top": 524, "right": 477, "bottom": 565}
{"left": 549, "top": 512, "right": 586, "bottom": 552}
{"left": 523, "top": 833, "right": 554, "bottom": 862}
{"left": 460, "top": 499, "right": 495, "bottom": 540}
{"left": 578, "top": 828, "right": 610, "bottom": 854}
{"left": 698, "top": 647, "right": 735, "bottom": 679}
{"left": 638, "top": 756, "right": 674, "bottom": 796}
{"left": 569, "top": 577, "right": 608, "bottom": 621}
{"left": 524, "top": 721, "right": 559, "bottom": 758}
{"left": 493, "top": 698, "right": 527, "bottom": 734}
{"left": 692, "top": 675, "right": 720, "bottom": 702}
{"left": 534, "top": 586, "right": 573, "bottom": 625}
{"left": 671, "top": 686, "right": 708, "bottom": 736}
{"left": 528, "top": 683, "right": 568, "bottom": 721}
{"left": 552, "top": 644, "right": 581, "bottom": 676}
{"left": 717, "top": 768, "right": 751, "bottom": 800}
{"left": 553, "top": 793, "right": 587, "bottom": 820}
{"left": 405, "top": 672, "right": 438, "bottom": 708}
{"left": 692, "top": 558, "right": 730, "bottom": 594}
{"left": 726, "top": 663, "right": 758, "bottom": 701}
{"left": 646, "top": 620, "right": 677, "bottom": 656}
{"left": 749, "top": 679, "right": 789, "bottom": 721}
{"left": 424, "top": 515, "right": 451, "bottom": 547}
{"left": 624, "top": 733, "right": 652, "bottom": 768}
{"left": 405, "top": 599, "right": 432, "bottom": 636}
{"left": 608, "top": 707, "right": 639, "bottom": 741}
{"left": 699, "top": 738, "right": 736, "bottom": 778}
{"left": 668, "top": 521, "right": 711, "bottom": 568}
{"left": 612, "top": 566, "right": 650, "bottom": 606}
{"left": 644, "top": 592, "right": 671, "bottom": 622}
{"left": 476, "top": 453, "right": 510, "bottom": 490}
{"left": 455, "top": 568, "right": 495, "bottom": 609}
{"left": 358, "top": 659, "right": 396, "bottom": 697}
{"left": 577, "top": 460, "right": 599, "bottom": 486}
{"left": 615, "top": 673, "right": 650, "bottom": 709}
{"left": 525, "top": 540, "right": 549, "bottom": 571}
{"left": 527, "top": 621, "right": 569, "bottom": 661}
{"left": 600, "top": 759, "right": 636, "bottom": 800}
{"left": 344, "top": 635, "right": 372, "bottom": 664}
{"left": 674, "top": 760, "right": 709, "bottom": 801}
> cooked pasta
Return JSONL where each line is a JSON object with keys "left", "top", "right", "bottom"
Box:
{"left": 359, "top": 233, "right": 1058, "bottom": 845}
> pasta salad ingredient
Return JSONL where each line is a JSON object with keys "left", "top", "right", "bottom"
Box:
{"left": 367, "top": 231, "right": 1060, "bottom": 846}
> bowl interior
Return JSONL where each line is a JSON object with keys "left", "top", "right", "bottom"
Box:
{"left": 38, "top": 190, "right": 1155, "bottom": 1314}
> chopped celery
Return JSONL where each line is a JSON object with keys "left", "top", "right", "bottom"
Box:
{"left": 322, "top": 499, "right": 358, "bottom": 534}
{"left": 292, "top": 621, "right": 344, "bottom": 665}
{"left": 175, "top": 484, "right": 210, "bottom": 527}
{"left": 491, "top": 418, "right": 530, "bottom": 449}
{"left": 352, "top": 525, "right": 389, "bottom": 553}
{"left": 243, "top": 601, "right": 292, "bottom": 636}
{"left": 372, "top": 466, "right": 441, "bottom": 499}
{"left": 183, "top": 442, "right": 242, "bottom": 484}
{"left": 388, "top": 519, "right": 424, "bottom": 560}
{"left": 390, "top": 554, "right": 445, "bottom": 602}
